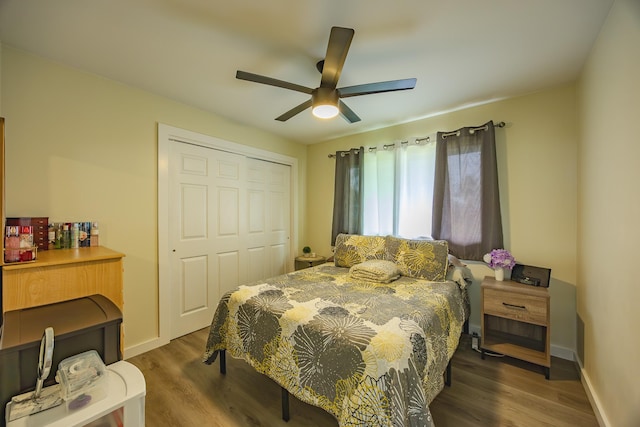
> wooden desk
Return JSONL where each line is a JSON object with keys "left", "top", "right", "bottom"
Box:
{"left": 1, "top": 246, "right": 125, "bottom": 313}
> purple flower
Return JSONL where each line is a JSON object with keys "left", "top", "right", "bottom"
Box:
{"left": 483, "top": 249, "right": 516, "bottom": 269}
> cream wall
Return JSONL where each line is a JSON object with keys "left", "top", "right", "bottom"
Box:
{"left": 307, "top": 84, "right": 579, "bottom": 356}
{"left": 0, "top": 46, "right": 308, "bottom": 351}
{"left": 578, "top": 1, "right": 640, "bottom": 426}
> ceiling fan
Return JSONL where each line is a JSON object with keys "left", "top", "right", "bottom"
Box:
{"left": 236, "top": 26, "right": 417, "bottom": 123}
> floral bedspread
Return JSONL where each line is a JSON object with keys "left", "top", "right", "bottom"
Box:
{"left": 203, "top": 263, "right": 470, "bottom": 427}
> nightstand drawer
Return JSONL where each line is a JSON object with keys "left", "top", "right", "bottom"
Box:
{"left": 483, "top": 288, "right": 547, "bottom": 325}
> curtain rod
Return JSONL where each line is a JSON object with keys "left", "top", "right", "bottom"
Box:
{"left": 441, "top": 121, "right": 505, "bottom": 138}
{"left": 328, "top": 121, "right": 505, "bottom": 158}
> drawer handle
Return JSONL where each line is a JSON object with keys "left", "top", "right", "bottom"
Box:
{"left": 502, "top": 302, "right": 526, "bottom": 310}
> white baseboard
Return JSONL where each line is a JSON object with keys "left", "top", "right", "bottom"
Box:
{"left": 577, "top": 358, "right": 611, "bottom": 427}
{"left": 550, "top": 343, "right": 574, "bottom": 361}
{"left": 467, "top": 323, "right": 574, "bottom": 361}
{"left": 123, "top": 336, "right": 169, "bottom": 359}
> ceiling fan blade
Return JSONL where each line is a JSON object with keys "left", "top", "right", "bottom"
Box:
{"left": 338, "top": 78, "right": 417, "bottom": 98}
{"left": 275, "top": 99, "right": 313, "bottom": 121}
{"left": 339, "top": 100, "right": 361, "bottom": 123}
{"left": 320, "top": 27, "right": 354, "bottom": 89}
{"left": 236, "top": 70, "right": 314, "bottom": 94}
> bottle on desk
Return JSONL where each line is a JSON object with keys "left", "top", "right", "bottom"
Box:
{"left": 61, "top": 224, "right": 71, "bottom": 249}
{"left": 71, "top": 223, "right": 80, "bottom": 248}
{"left": 48, "top": 223, "right": 56, "bottom": 250}
{"left": 54, "top": 223, "right": 62, "bottom": 249}
{"left": 90, "top": 222, "right": 100, "bottom": 247}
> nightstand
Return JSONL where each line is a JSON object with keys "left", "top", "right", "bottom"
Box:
{"left": 480, "top": 276, "right": 551, "bottom": 379}
{"left": 294, "top": 255, "right": 327, "bottom": 271}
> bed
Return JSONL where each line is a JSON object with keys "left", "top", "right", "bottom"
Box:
{"left": 203, "top": 234, "right": 472, "bottom": 426}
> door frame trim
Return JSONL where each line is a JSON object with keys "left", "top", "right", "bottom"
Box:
{"left": 156, "top": 123, "right": 299, "bottom": 350}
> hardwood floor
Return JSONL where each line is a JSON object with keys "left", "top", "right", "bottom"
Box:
{"left": 127, "top": 329, "right": 598, "bottom": 427}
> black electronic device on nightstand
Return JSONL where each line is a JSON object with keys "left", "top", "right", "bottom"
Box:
{"left": 511, "top": 263, "right": 551, "bottom": 288}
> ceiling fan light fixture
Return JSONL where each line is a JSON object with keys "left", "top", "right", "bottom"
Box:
{"left": 312, "top": 87, "right": 340, "bottom": 119}
{"left": 312, "top": 104, "right": 339, "bottom": 119}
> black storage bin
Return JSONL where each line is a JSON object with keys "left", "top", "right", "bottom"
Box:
{"left": 0, "top": 294, "right": 122, "bottom": 422}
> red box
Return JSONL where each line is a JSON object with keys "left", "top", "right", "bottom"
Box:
{"left": 6, "top": 217, "right": 49, "bottom": 251}
{"left": 4, "top": 224, "right": 36, "bottom": 262}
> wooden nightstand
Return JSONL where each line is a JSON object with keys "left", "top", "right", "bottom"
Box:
{"left": 294, "top": 255, "right": 326, "bottom": 271}
{"left": 481, "top": 276, "right": 551, "bottom": 379}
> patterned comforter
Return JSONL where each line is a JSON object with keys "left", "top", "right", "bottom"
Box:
{"left": 203, "top": 263, "right": 471, "bottom": 426}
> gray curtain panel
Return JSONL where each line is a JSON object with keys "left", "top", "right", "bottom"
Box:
{"left": 331, "top": 147, "right": 364, "bottom": 245}
{"left": 432, "top": 121, "right": 503, "bottom": 260}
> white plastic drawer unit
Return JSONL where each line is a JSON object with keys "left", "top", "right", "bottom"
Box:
{"left": 7, "top": 361, "right": 146, "bottom": 427}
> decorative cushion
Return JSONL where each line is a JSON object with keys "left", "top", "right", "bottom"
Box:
{"left": 334, "top": 234, "right": 387, "bottom": 268}
{"left": 384, "top": 236, "right": 449, "bottom": 281}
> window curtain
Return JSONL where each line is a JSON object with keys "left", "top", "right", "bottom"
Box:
{"left": 331, "top": 147, "right": 364, "bottom": 245}
{"left": 362, "top": 141, "right": 436, "bottom": 238}
{"left": 432, "top": 121, "right": 503, "bottom": 260}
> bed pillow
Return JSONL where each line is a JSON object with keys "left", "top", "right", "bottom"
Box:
{"left": 334, "top": 234, "right": 387, "bottom": 268}
{"left": 349, "top": 259, "right": 401, "bottom": 284}
{"left": 448, "top": 253, "right": 467, "bottom": 268}
{"left": 384, "top": 236, "right": 449, "bottom": 281}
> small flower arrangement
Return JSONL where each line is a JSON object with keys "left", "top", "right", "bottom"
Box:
{"left": 483, "top": 249, "right": 516, "bottom": 270}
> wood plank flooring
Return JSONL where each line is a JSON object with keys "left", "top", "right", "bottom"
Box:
{"left": 127, "top": 329, "right": 598, "bottom": 427}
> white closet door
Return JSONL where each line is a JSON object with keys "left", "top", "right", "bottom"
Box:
{"left": 265, "top": 160, "right": 291, "bottom": 277}
{"left": 246, "top": 158, "right": 291, "bottom": 281}
{"left": 168, "top": 141, "right": 246, "bottom": 339}
{"left": 212, "top": 151, "right": 247, "bottom": 297}
{"left": 168, "top": 141, "right": 216, "bottom": 339}
{"left": 168, "top": 142, "right": 290, "bottom": 339}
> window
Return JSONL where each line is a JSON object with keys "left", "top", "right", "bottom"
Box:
{"left": 331, "top": 121, "right": 502, "bottom": 260}
{"left": 362, "top": 141, "right": 436, "bottom": 239}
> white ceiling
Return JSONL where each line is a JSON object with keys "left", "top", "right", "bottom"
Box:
{"left": 0, "top": 0, "right": 613, "bottom": 144}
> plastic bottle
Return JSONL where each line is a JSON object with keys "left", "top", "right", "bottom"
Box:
{"left": 90, "top": 222, "right": 99, "bottom": 247}
{"left": 71, "top": 223, "right": 80, "bottom": 248}
{"left": 61, "top": 224, "right": 71, "bottom": 249}
{"left": 48, "top": 223, "right": 56, "bottom": 250}
{"left": 54, "top": 223, "right": 62, "bottom": 249}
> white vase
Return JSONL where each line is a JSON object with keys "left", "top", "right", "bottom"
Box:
{"left": 494, "top": 267, "right": 504, "bottom": 281}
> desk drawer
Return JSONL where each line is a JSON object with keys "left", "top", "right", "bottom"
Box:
{"left": 484, "top": 288, "right": 547, "bottom": 325}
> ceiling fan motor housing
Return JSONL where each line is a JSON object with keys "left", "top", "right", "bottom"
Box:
{"left": 312, "top": 87, "right": 339, "bottom": 106}
{"left": 312, "top": 87, "right": 340, "bottom": 118}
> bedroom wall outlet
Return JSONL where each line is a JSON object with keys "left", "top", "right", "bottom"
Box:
{"left": 471, "top": 332, "right": 479, "bottom": 351}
